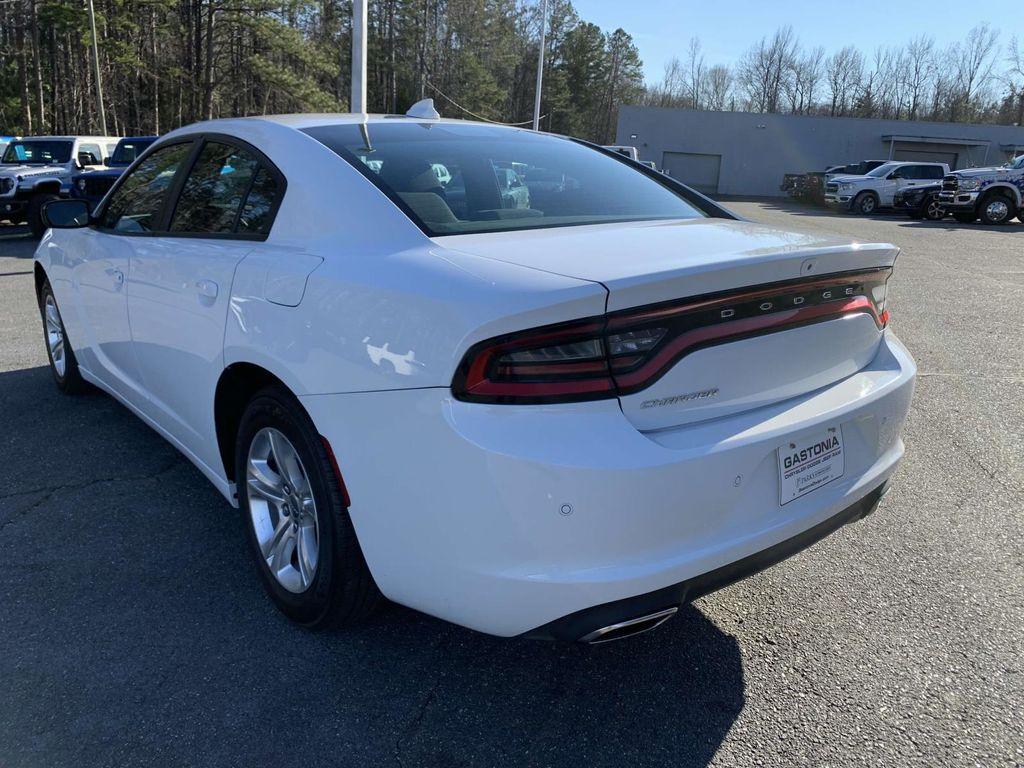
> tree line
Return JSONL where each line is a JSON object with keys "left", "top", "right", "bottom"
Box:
{"left": 646, "top": 24, "right": 1024, "bottom": 126}
{"left": 0, "top": 0, "right": 642, "bottom": 142}
{"left": 1, "top": 2, "right": 1023, "bottom": 145}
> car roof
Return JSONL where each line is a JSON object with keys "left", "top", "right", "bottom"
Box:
{"left": 15, "top": 135, "right": 121, "bottom": 142}
{"left": 162, "top": 114, "right": 509, "bottom": 138}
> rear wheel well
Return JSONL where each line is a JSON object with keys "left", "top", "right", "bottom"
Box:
{"left": 33, "top": 263, "right": 47, "bottom": 303}
{"left": 215, "top": 363, "right": 292, "bottom": 485}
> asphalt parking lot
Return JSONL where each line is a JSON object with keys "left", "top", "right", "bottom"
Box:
{"left": 1, "top": 203, "right": 1021, "bottom": 768}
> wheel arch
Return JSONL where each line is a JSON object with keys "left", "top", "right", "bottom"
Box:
{"left": 980, "top": 183, "right": 1021, "bottom": 207}
{"left": 215, "top": 362, "right": 297, "bottom": 483}
{"left": 28, "top": 179, "right": 62, "bottom": 196}
{"left": 33, "top": 262, "right": 47, "bottom": 302}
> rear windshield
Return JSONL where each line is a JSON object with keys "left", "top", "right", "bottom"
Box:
{"left": 302, "top": 122, "right": 705, "bottom": 236}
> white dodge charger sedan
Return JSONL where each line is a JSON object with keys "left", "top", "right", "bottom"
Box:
{"left": 34, "top": 111, "right": 916, "bottom": 643}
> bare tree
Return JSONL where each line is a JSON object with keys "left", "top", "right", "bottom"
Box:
{"left": 1004, "top": 36, "right": 1024, "bottom": 124}
{"left": 949, "top": 23, "right": 1000, "bottom": 121}
{"left": 786, "top": 46, "right": 824, "bottom": 114}
{"left": 737, "top": 26, "right": 799, "bottom": 113}
{"left": 825, "top": 45, "right": 863, "bottom": 116}
{"left": 705, "top": 64, "right": 733, "bottom": 111}
{"left": 903, "top": 35, "right": 935, "bottom": 120}
{"left": 685, "top": 37, "right": 706, "bottom": 110}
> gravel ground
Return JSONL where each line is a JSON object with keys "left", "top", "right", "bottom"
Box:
{"left": 0, "top": 203, "right": 1021, "bottom": 768}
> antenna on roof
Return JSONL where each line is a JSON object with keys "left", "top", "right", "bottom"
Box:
{"left": 406, "top": 99, "right": 441, "bottom": 120}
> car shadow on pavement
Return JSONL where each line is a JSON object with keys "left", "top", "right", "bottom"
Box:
{"left": 0, "top": 364, "right": 745, "bottom": 768}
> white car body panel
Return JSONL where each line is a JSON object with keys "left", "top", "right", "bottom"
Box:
{"left": 34, "top": 114, "right": 917, "bottom": 638}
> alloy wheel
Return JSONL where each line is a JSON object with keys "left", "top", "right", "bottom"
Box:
{"left": 245, "top": 427, "right": 320, "bottom": 593}
{"left": 925, "top": 199, "right": 943, "bottom": 220}
{"left": 44, "top": 293, "right": 66, "bottom": 378}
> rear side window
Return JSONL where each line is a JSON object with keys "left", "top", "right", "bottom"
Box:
{"left": 171, "top": 142, "right": 261, "bottom": 234}
{"left": 98, "top": 142, "right": 192, "bottom": 233}
{"left": 237, "top": 166, "right": 279, "bottom": 234}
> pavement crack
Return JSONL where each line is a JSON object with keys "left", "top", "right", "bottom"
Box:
{"left": 393, "top": 628, "right": 453, "bottom": 768}
{"left": 0, "top": 457, "right": 184, "bottom": 534}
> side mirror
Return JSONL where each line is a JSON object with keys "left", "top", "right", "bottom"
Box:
{"left": 103, "top": 157, "right": 111, "bottom": 167}
{"left": 42, "top": 199, "right": 91, "bottom": 229}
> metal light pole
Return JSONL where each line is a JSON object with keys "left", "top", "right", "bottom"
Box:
{"left": 532, "top": 0, "right": 547, "bottom": 131}
{"left": 351, "top": 0, "right": 367, "bottom": 113}
{"left": 86, "top": 0, "right": 107, "bottom": 135}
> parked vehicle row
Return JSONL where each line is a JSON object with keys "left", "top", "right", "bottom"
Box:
{"left": 783, "top": 154, "right": 1024, "bottom": 225}
{"left": 0, "top": 134, "right": 157, "bottom": 236}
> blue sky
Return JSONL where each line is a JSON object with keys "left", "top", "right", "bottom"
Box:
{"left": 570, "top": 0, "right": 1021, "bottom": 82}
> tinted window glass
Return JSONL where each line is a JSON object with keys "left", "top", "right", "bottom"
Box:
{"left": 2, "top": 140, "right": 73, "bottom": 164}
{"left": 170, "top": 142, "right": 261, "bottom": 234}
{"left": 237, "top": 166, "right": 279, "bottom": 234}
{"left": 78, "top": 143, "right": 102, "bottom": 165}
{"left": 99, "top": 142, "right": 192, "bottom": 233}
{"left": 110, "top": 138, "right": 156, "bottom": 166}
{"left": 302, "top": 122, "right": 704, "bottom": 236}
{"left": 924, "top": 165, "right": 945, "bottom": 179}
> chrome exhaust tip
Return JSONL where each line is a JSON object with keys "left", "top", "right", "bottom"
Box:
{"left": 578, "top": 606, "right": 678, "bottom": 645}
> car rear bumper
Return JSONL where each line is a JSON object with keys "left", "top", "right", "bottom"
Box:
{"left": 525, "top": 479, "right": 889, "bottom": 642}
{"left": 301, "top": 329, "right": 916, "bottom": 638}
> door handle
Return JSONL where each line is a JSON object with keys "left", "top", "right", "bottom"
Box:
{"left": 106, "top": 268, "right": 124, "bottom": 285}
{"left": 195, "top": 279, "right": 219, "bottom": 299}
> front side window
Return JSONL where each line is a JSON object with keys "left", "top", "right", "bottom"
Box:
{"left": 303, "top": 122, "right": 705, "bottom": 236}
{"left": 867, "top": 163, "right": 897, "bottom": 178}
{"left": 98, "top": 142, "right": 192, "bottom": 233}
{"left": 78, "top": 143, "right": 102, "bottom": 165}
{"left": 170, "top": 141, "right": 263, "bottom": 234}
{"left": 2, "top": 140, "right": 73, "bottom": 165}
{"left": 110, "top": 138, "right": 156, "bottom": 166}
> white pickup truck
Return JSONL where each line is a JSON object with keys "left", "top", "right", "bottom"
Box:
{"left": 0, "top": 135, "right": 119, "bottom": 236}
{"left": 824, "top": 161, "right": 950, "bottom": 215}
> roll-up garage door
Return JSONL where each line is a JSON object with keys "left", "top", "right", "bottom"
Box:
{"left": 661, "top": 152, "right": 722, "bottom": 195}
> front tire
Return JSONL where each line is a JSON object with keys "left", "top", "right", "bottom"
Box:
{"left": 39, "top": 279, "right": 88, "bottom": 394}
{"left": 236, "top": 386, "right": 381, "bottom": 628}
{"left": 979, "top": 193, "right": 1014, "bottom": 225}
{"left": 851, "top": 192, "right": 878, "bottom": 215}
{"left": 27, "top": 192, "right": 59, "bottom": 238}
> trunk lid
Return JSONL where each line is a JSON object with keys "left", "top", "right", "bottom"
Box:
{"left": 438, "top": 218, "right": 896, "bottom": 430}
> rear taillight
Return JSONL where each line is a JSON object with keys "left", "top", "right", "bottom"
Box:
{"left": 452, "top": 268, "right": 892, "bottom": 404}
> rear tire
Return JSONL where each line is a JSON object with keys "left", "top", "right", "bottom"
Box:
{"left": 851, "top": 192, "right": 878, "bottom": 215}
{"left": 979, "top": 192, "right": 1014, "bottom": 225}
{"left": 27, "top": 192, "right": 59, "bottom": 238}
{"left": 923, "top": 196, "right": 945, "bottom": 221}
{"left": 235, "top": 385, "right": 381, "bottom": 628}
{"left": 39, "top": 279, "right": 88, "bottom": 394}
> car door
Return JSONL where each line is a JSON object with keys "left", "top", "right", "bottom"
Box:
{"left": 875, "top": 168, "right": 904, "bottom": 206}
{"left": 126, "top": 137, "right": 285, "bottom": 474}
{"left": 74, "top": 141, "right": 194, "bottom": 409}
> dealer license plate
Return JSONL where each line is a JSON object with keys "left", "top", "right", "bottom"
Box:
{"left": 778, "top": 427, "right": 845, "bottom": 505}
